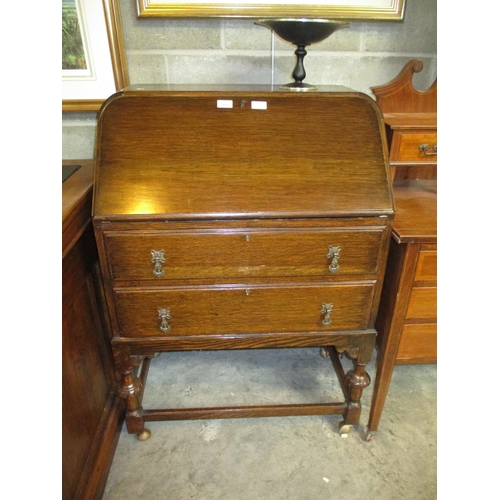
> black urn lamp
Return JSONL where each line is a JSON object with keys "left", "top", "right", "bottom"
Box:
{"left": 255, "top": 18, "right": 350, "bottom": 91}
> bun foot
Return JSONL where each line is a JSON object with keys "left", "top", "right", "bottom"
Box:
{"left": 339, "top": 421, "right": 353, "bottom": 436}
{"left": 137, "top": 428, "right": 151, "bottom": 441}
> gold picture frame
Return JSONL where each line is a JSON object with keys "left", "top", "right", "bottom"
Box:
{"left": 62, "top": 0, "right": 129, "bottom": 112}
{"left": 137, "top": 0, "right": 406, "bottom": 20}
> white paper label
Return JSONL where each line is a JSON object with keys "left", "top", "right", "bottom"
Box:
{"left": 251, "top": 101, "right": 267, "bottom": 110}
{"left": 217, "top": 100, "right": 233, "bottom": 108}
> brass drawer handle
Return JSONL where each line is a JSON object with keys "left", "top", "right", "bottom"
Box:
{"left": 327, "top": 246, "right": 341, "bottom": 273}
{"left": 419, "top": 144, "right": 437, "bottom": 156}
{"left": 151, "top": 250, "right": 166, "bottom": 277}
{"left": 321, "top": 303, "right": 333, "bottom": 326}
{"left": 158, "top": 308, "right": 171, "bottom": 332}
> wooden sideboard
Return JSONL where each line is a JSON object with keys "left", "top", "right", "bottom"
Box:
{"left": 92, "top": 85, "right": 394, "bottom": 440}
{"left": 367, "top": 60, "right": 437, "bottom": 436}
{"left": 62, "top": 160, "right": 123, "bottom": 499}
{"left": 383, "top": 182, "right": 437, "bottom": 364}
{"left": 367, "top": 180, "right": 436, "bottom": 434}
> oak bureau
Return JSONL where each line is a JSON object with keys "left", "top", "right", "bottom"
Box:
{"left": 92, "top": 85, "right": 395, "bottom": 441}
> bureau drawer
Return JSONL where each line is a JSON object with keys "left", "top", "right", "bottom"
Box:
{"left": 114, "top": 283, "right": 375, "bottom": 337}
{"left": 391, "top": 132, "right": 437, "bottom": 162}
{"left": 406, "top": 287, "right": 437, "bottom": 320}
{"left": 104, "top": 228, "right": 385, "bottom": 281}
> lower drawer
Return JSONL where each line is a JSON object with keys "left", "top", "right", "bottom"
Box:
{"left": 114, "top": 283, "right": 375, "bottom": 337}
{"left": 397, "top": 323, "right": 437, "bottom": 362}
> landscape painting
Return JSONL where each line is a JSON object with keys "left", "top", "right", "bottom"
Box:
{"left": 62, "top": 0, "right": 93, "bottom": 77}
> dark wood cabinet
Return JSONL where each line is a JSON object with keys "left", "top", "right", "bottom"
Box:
{"left": 62, "top": 161, "right": 123, "bottom": 500}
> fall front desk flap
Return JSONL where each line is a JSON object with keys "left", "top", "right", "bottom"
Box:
{"left": 93, "top": 86, "right": 394, "bottom": 220}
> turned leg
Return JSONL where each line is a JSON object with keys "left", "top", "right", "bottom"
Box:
{"left": 339, "top": 361, "right": 371, "bottom": 434}
{"left": 113, "top": 346, "right": 151, "bottom": 440}
{"left": 335, "top": 340, "right": 374, "bottom": 436}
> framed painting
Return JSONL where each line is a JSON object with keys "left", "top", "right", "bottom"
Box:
{"left": 62, "top": 0, "right": 129, "bottom": 112}
{"left": 137, "top": 0, "right": 406, "bottom": 20}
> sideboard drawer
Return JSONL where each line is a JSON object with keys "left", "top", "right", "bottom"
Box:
{"left": 392, "top": 132, "right": 437, "bottom": 162}
{"left": 105, "top": 228, "right": 385, "bottom": 281}
{"left": 414, "top": 249, "right": 437, "bottom": 282}
{"left": 406, "top": 286, "right": 437, "bottom": 320}
{"left": 113, "top": 282, "right": 375, "bottom": 337}
{"left": 397, "top": 323, "right": 437, "bottom": 361}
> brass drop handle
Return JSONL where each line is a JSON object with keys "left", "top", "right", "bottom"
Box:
{"left": 419, "top": 144, "right": 437, "bottom": 156}
{"left": 151, "top": 250, "right": 166, "bottom": 277}
{"left": 158, "top": 308, "right": 171, "bottom": 332}
{"left": 327, "top": 246, "right": 341, "bottom": 273}
{"left": 321, "top": 303, "right": 333, "bottom": 326}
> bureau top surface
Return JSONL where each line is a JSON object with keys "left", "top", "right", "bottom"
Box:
{"left": 392, "top": 180, "right": 437, "bottom": 244}
{"left": 93, "top": 87, "right": 394, "bottom": 221}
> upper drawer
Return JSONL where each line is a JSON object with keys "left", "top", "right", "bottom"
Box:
{"left": 104, "top": 228, "right": 386, "bottom": 281}
{"left": 391, "top": 131, "right": 437, "bottom": 163}
{"left": 414, "top": 248, "right": 437, "bottom": 283}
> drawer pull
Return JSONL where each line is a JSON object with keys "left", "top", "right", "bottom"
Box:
{"left": 321, "top": 303, "right": 333, "bottom": 326}
{"left": 419, "top": 144, "right": 437, "bottom": 156}
{"left": 158, "top": 308, "right": 171, "bottom": 332}
{"left": 327, "top": 246, "right": 341, "bottom": 273}
{"left": 151, "top": 250, "right": 166, "bottom": 277}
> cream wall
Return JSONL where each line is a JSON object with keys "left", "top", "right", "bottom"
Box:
{"left": 62, "top": 0, "right": 437, "bottom": 159}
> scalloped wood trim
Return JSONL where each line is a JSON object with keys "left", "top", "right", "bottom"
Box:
{"left": 371, "top": 59, "right": 436, "bottom": 114}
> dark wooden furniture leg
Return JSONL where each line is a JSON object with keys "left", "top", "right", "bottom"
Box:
{"left": 114, "top": 339, "right": 375, "bottom": 440}
{"left": 113, "top": 346, "right": 151, "bottom": 441}
{"left": 323, "top": 336, "right": 375, "bottom": 435}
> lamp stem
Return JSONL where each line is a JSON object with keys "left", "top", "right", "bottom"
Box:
{"left": 292, "top": 44, "right": 307, "bottom": 84}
